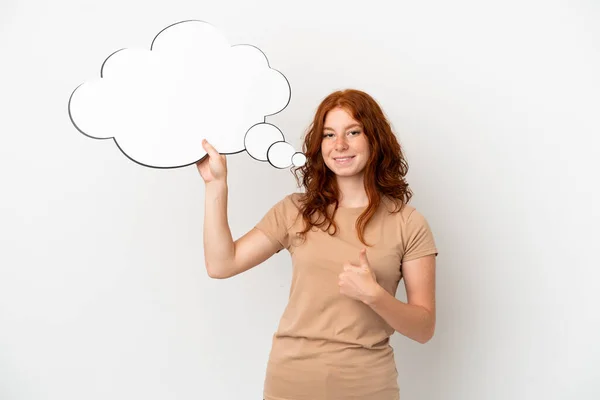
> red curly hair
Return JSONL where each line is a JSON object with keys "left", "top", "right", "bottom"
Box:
{"left": 292, "top": 89, "right": 413, "bottom": 247}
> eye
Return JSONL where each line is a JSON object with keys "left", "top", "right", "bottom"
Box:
{"left": 348, "top": 130, "right": 361, "bottom": 136}
{"left": 323, "top": 133, "right": 334, "bottom": 138}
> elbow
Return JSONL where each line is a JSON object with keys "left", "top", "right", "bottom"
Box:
{"left": 416, "top": 319, "right": 436, "bottom": 344}
{"left": 207, "top": 269, "right": 224, "bottom": 279}
{"left": 417, "top": 330, "right": 434, "bottom": 344}
{"left": 205, "top": 262, "right": 229, "bottom": 279}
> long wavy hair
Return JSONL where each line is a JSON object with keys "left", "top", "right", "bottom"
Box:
{"left": 292, "top": 89, "right": 413, "bottom": 247}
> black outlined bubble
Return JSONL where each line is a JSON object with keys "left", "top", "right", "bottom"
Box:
{"left": 68, "top": 20, "right": 305, "bottom": 169}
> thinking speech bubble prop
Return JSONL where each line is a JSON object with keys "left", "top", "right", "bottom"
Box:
{"left": 68, "top": 20, "right": 306, "bottom": 169}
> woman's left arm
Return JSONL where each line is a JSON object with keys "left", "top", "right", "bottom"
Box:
{"left": 365, "top": 255, "right": 436, "bottom": 344}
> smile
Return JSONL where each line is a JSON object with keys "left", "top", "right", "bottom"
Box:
{"left": 334, "top": 156, "right": 355, "bottom": 164}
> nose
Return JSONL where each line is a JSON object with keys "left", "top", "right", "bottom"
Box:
{"left": 334, "top": 136, "right": 348, "bottom": 151}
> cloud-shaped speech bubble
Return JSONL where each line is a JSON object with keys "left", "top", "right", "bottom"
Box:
{"left": 68, "top": 20, "right": 306, "bottom": 169}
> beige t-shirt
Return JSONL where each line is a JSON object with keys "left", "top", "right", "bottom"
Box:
{"left": 255, "top": 193, "right": 438, "bottom": 400}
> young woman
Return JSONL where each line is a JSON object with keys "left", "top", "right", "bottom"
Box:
{"left": 197, "top": 89, "right": 438, "bottom": 400}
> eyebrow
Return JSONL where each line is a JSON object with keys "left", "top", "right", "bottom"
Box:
{"left": 323, "top": 123, "right": 362, "bottom": 131}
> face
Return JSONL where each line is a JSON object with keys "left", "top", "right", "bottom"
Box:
{"left": 320, "top": 107, "right": 370, "bottom": 179}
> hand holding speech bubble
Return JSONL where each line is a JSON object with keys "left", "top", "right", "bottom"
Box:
{"left": 68, "top": 20, "right": 306, "bottom": 169}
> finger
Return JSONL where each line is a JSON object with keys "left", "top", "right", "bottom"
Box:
{"left": 202, "top": 139, "right": 215, "bottom": 154}
{"left": 202, "top": 139, "right": 220, "bottom": 158}
{"left": 358, "top": 248, "right": 370, "bottom": 267}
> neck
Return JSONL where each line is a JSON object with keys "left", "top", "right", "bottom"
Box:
{"left": 336, "top": 174, "right": 368, "bottom": 208}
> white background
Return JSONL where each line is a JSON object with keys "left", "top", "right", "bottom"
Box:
{"left": 1, "top": 0, "right": 599, "bottom": 399}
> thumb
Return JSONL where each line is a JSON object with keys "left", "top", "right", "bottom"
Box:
{"left": 202, "top": 139, "right": 220, "bottom": 158}
{"left": 359, "top": 248, "right": 370, "bottom": 268}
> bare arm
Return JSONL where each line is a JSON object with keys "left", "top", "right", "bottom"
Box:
{"left": 364, "top": 254, "right": 436, "bottom": 343}
{"left": 202, "top": 180, "right": 234, "bottom": 277}
{"left": 199, "top": 140, "right": 280, "bottom": 279}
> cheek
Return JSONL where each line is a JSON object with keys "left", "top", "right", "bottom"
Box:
{"left": 354, "top": 142, "right": 367, "bottom": 156}
{"left": 361, "top": 140, "right": 371, "bottom": 156}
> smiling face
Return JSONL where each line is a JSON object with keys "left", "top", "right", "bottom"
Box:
{"left": 320, "top": 107, "right": 371, "bottom": 180}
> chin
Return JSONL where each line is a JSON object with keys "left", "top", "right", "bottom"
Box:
{"left": 332, "top": 168, "right": 365, "bottom": 177}
{"left": 337, "top": 172, "right": 363, "bottom": 178}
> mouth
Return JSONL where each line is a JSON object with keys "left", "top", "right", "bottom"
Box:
{"left": 334, "top": 156, "right": 355, "bottom": 160}
{"left": 333, "top": 156, "right": 355, "bottom": 165}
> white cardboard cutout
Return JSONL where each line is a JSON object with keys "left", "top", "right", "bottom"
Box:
{"left": 68, "top": 20, "right": 306, "bottom": 169}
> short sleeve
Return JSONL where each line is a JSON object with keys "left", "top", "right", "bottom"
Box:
{"left": 401, "top": 209, "right": 438, "bottom": 263}
{"left": 254, "top": 194, "right": 298, "bottom": 254}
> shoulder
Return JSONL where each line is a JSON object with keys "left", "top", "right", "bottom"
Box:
{"left": 278, "top": 192, "right": 304, "bottom": 209}
{"left": 270, "top": 192, "right": 304, "bottom": 217}
{"left": 381, "top": 196, "right": 417, "bottom": 222}
{"left": 288, "top": 192, "right": 305, "bottom": 207}
{"left": 381, "top": 197, "right": 432, "bottom": 232}
{"left": 399, "top": 204, "right": 431, "bottom": 231}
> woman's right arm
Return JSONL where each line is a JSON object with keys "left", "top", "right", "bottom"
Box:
{"left": 199, "top": 140, "right": 280, "bottom": 279}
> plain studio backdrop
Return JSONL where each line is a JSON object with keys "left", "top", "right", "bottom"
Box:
{"left": 1, "top": 0, "right": 599, "bottom": 399}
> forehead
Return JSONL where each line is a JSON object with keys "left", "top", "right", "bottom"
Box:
{"left": 323, "top": 107, "right": 361, "bottom": 130}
